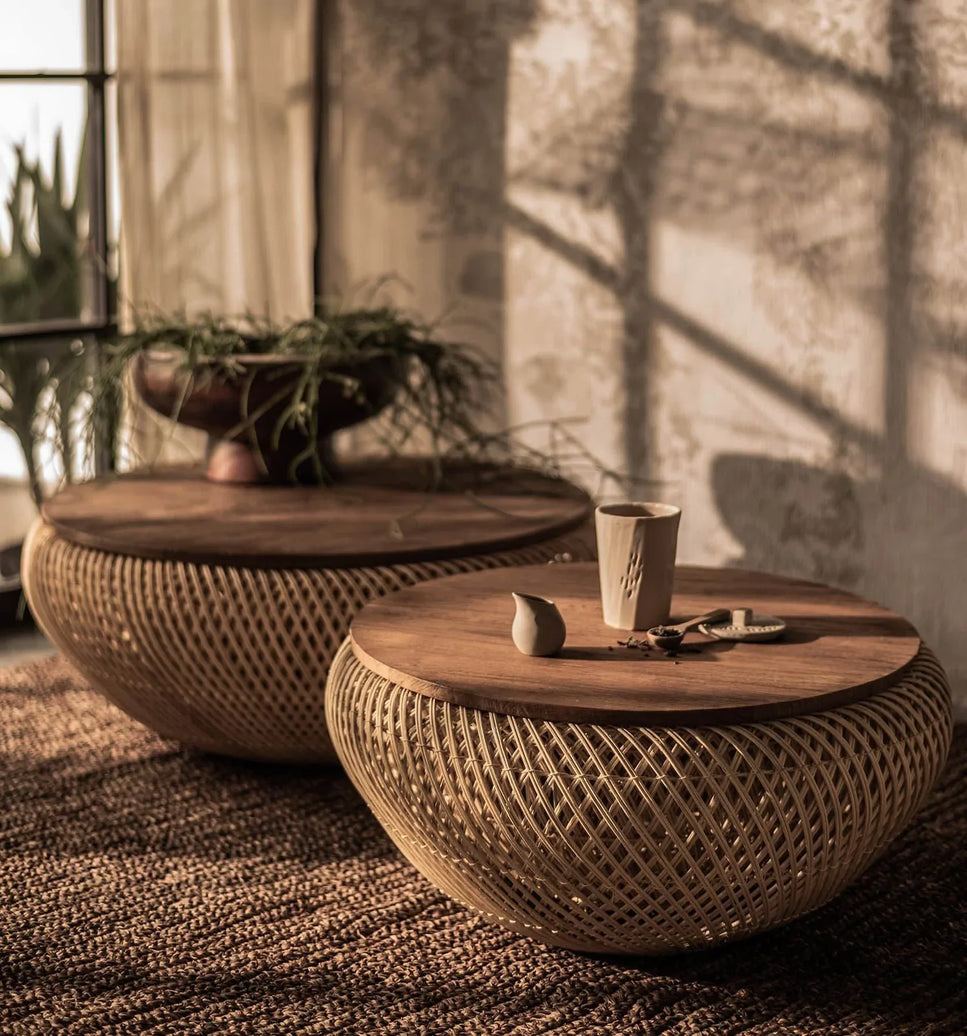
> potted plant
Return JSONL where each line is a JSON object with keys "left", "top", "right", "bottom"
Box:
{"left": 100, "top": 304, "right": 497, "bottom": 485}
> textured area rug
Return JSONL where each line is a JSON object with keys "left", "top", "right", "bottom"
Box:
{"left": 2, "top": 657, "right": 966, "bottom": 1035}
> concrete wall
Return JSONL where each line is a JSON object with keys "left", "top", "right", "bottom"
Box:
{"left": 330, "top": 0, "right": 967, "bottom": 714}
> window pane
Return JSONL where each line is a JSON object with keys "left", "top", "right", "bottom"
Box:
{"left": 0, "top": 82, "right": 107, "bottom": 325}
{"left": 0, "top": 0, "right": 87, "bottom": 72}
{"left": 0, "top": 426, "right": 26, "bottom": 480}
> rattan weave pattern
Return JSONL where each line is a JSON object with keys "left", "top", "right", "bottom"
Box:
{"left": 22, "top": 520, "right": 594, "bottom": 762}
{"left": 326, "top": 640, "right": 953, "bottom": 955}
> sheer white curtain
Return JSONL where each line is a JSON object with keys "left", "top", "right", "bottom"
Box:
{"left": 117, "top": 0, "right": 315, "bottom": 320}
{"left": 115, "top": 0, "right": 315, "bottom": 464}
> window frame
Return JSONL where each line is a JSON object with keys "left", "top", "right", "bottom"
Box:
{"left": 0, "top": 0, "right": 116, "bottom": 343}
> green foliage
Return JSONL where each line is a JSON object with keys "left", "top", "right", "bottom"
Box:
{"left": 0, "top": 343, "right": 57, "bottom": 506}
{"left": 96, "top": 306, "right": 500, "bottom": 484}
{"left": 94, "top": 305, "right": 638, "bottom": 496}
{"left": 0, "top": 131, "right": 116, "bottom": 505}
{"left": 0, "top": 131, "right": 83, "bottom": 323}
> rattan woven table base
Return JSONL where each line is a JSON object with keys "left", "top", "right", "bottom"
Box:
{"left": 326, "top": 640, "right": 953, "bottom": 955}
{"left": 22, "top": 520, "right": 594, "bottom": 762}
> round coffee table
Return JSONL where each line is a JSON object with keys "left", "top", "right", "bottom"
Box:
{"left": 21, "top": 461, "right": 593, "bottom": 762}
{"left": 326, "top": 562, "right": 953, "bottom": 955}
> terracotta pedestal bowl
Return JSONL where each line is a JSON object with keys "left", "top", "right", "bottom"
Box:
{"left": 133, "top": 350, "right": 401, "bottom": 484}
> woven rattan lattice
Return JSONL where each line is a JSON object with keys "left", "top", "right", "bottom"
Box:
{"left": 23, "top": 520, "right": 595, "bottom": 762}
{"left": 326, "top": 639, "right": 951, "bottom": 954}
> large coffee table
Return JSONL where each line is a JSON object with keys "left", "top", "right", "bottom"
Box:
{"left": 326, "top": 562, "right": 952, "bottom": 955}
{"left": 21, "top": 462, "right": 593, "bottom": 762}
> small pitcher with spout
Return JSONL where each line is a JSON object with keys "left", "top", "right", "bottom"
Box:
{"left": 511, "top": 592, "right": 567, "bottom": 657}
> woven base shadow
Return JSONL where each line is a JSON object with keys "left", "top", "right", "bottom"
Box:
{"left": 1, "top": 656, "right": 966, "bottom": 1035}
{"left": 22, "top": 520, "right": 594, "bottom": 763}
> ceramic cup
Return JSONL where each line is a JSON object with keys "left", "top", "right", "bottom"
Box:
{"left": 595, "top": 502, "right": 681, "bottom": 630}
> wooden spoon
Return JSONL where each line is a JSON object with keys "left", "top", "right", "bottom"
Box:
{"left": 645, "top": 608, "right": 730, "bottom": 651}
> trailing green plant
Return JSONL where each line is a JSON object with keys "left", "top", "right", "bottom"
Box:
{"left": 86, "top": 303, "right": 500, "bottom": 485}
{"left": 82, "top": 302, "right": 642, "bottom": 498}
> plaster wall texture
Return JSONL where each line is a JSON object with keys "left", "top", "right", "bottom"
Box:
{"left": 330, "top": 0, "right": 967, "bottom": 714}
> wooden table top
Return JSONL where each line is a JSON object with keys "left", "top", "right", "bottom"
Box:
{"left": 41, "top": 461, "right": 591, "bottom": 568}
{"left": 349, "top": 563, "right": 922, "bottom": 725}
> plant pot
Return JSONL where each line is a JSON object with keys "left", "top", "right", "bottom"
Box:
{"left": 132, "top": 350, "right": 401, "bottom": 484}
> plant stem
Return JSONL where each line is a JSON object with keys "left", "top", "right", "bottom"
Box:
{"left": 12, "top": 424, "right": 45, "bottom": 509}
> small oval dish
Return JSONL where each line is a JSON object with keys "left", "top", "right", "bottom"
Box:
{"left": 698, "top": 607, "right": 786, "bottom": 642}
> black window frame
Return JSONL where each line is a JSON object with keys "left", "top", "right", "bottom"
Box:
{"left": 0, "top": 0, "right": 116, "bottom": 344}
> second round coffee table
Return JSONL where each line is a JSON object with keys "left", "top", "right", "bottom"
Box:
{"left": 22, "top": 461, "right": 594, "bottom": 762}
{"left": 326, "top": 563, "right": 952, "bottom": 954}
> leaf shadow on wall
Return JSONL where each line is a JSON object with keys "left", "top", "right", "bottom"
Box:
{"left": 710, "top": 455, "right": 967, "bottom": 680}
{"left": 335, "top": 0, "right": 967, "bottom": 695}
{"left": 712, "top": 456, "right": 866, "bottom": 589}
{"left": 330, "top": 0, "right": 538, "bottom": 288}
{"left": 492, "top": 0, "right": 967, "bottom": 696}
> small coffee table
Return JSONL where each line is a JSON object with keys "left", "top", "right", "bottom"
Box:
{"left": 22, "top": 461, "right": 593, "bottom": 762}
{"left": 326, "top": 562, "right": 952, "bottom": 955}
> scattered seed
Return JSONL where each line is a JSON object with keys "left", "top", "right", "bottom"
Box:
{"left": 618, "top": 636, "right": 653, "bottom": 651}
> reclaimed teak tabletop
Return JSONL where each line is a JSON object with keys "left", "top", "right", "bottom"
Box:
{"left": 349, "top": 562, "right": 922, "bottom": 726}
{"left": 25, "top": 461, "right": 595, "bottom": 763}
{"left": 40, "top": 459, "right": 592, "bottom": 568}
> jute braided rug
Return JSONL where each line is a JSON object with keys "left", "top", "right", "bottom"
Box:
{"left": 2, "top": 656, "right": 966, "bottom": 1035}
